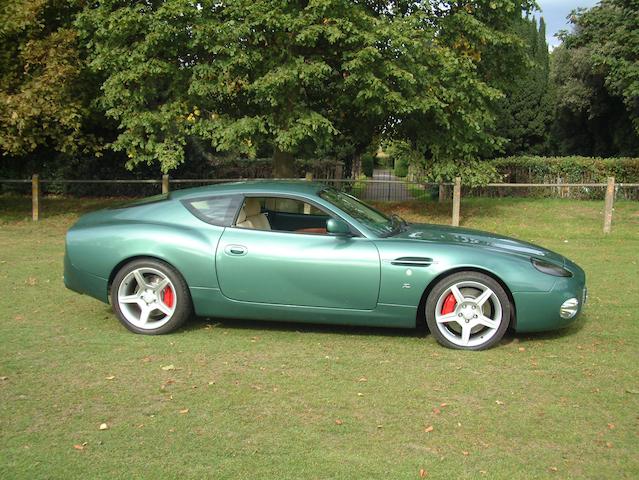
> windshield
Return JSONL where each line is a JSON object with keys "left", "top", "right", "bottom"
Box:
{"left": 319, "top": 188, "right": 399, "bottom": 237}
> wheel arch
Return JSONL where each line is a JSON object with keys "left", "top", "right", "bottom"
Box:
{"left": 416, "top": 266, "right": 517, "bottom": 330}
{"left": 107, "top": 255, "right": 188, "bottom": 298}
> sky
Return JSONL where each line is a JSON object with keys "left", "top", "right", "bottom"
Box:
{"left": 536, "top": 0, "right": 600, "bottom": 48}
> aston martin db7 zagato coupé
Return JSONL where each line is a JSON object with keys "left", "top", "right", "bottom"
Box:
{"left": 64, "top": 181, "right": 586, "bottom": 350}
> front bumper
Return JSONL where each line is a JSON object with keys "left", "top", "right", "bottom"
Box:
{"left": 512, "top": 276, "right": 587, "bottom": 333}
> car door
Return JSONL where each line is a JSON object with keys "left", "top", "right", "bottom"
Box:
{"left": 216, "top": 198, "right": 381, "bottom": 310}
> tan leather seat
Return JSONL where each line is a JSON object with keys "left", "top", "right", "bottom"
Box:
{"left": 237, "top": 198, "right": 270, "bottom": 230}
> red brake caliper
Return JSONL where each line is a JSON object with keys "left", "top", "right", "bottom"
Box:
{"left": 162, "top": 286, "right": 174, "bottom": 308}
{"left": 441, "top": 293, "right": 457, "bottom": 315}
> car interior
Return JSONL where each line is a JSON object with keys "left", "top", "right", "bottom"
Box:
{"left": 235, "top": 197, "right": 331, "bottom": 234}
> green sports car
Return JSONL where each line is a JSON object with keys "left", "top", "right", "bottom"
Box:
{"left": 64, "top": 181, "right": 586, "bottom": 350}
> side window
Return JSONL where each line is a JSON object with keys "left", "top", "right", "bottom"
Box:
{"left": 265, "top": 198, "right": 324, "bottom": 216}
{"left": 183, "top": 195, "right": 242, "bottom": 226}
{"left": 236, "top": 196, "right": 333, "bottom": 234}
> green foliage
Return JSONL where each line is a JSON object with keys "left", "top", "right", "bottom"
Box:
{"left": 361, "top": 152, "right": 375, "bottom": 178}
{"left": 550, "top": 0, "right": 639, "bottom": 156}
{"left": 385, "top": 140, "right": 417, "bottom": 178}
{"left": 394, "top": 158, "right": 409, "bottom": 178}
{"left": 0, "top": 0, "right": 101, "bottom": 157}
{"left": 424, "top": 158, "right": 502, "bottom": 187}
{"left": 491, "top": 156, "right": 639, "bottom": 183}
{"left": 494, "top": 16, "right": 553, "bottom": 156}
{"left": 75, "top": 0, "right": 536, "bottom": 173}
{"left": 386, "top": 139, "right": 501, "bottom": 186}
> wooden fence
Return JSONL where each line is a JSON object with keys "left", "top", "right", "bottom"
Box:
{"left": 1, "top": 174, "right": 637, "bottom": 234}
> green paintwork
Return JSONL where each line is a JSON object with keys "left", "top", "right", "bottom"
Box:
{"left": 64, "top": 181, "right": 586, "bottom": 333}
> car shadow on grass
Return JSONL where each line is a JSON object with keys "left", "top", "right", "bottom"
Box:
{"left": 186, "top": 315, "right": 430, "bottom": 339}
{"left": 185, "top": 313, "right": 587, "bottom": 345}
{"left": 501, "top": 315, "right": 586, "bottom": 346}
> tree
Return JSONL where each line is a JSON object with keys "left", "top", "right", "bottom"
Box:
{"left": 0, "top": 0, "right": 100, "bottom": 158}
{"left": 549, "top": 0, "right": 639, "bottom": 156}
{"left": 495, "top": 16, "right": 553, "bottom": 156}
{"left": 78, "top": 1, "right": 536, "bottom": 176}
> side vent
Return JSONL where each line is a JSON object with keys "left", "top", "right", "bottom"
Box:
{"left": 391, "top": 257, "right": 433, "bottom": 267}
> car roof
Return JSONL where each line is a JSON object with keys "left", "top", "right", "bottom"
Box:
{"left": 169, "top": 180, "right": 327, "bottom": 200}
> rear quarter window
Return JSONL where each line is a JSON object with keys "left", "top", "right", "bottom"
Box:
{"left": 183, "top": 195, "right": 242, "bottom": 226}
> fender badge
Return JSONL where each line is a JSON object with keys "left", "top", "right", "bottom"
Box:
{"left": 402, "top": 283, "right": 412, "bottom": 289}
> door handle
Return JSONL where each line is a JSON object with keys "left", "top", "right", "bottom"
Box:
{"left": 225, "top": 244, "right": 248, "bottom": 256}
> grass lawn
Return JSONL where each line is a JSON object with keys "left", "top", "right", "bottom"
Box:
{"left": 1, "top": 195, "right": 638, "bottom": 479}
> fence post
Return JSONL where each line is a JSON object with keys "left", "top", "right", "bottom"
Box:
{"left": 438, "top": 183, "right": 446, "bottom": 202}
{"left": 603, "top": 176, "right": 615, "bottom": 234}
{"left": 162, "top": 174, "right": 170, "bottom": 194}
{"left": 32, "top": 174, "right": 40, "bottom": 222}
{"left": 452, "top": 177, "right": 461, "bottom": 227}
{"left": 305, "top": 172, "right": 313, "bottom": 181}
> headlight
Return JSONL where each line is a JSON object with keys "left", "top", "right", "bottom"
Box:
{"left": 531, "top": 258, "right": 572, "bottom": 277}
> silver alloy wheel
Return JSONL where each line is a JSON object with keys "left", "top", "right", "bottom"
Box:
{"left": 434, "top": 281, "right": 503, "bottom": 348}
{"left": 117, "top": 267, "right": 177, "bottom": 330}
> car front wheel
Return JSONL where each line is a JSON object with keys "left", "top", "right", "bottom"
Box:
{"left": 425, "top": 272, "right": 511, "bottom": 350}
{"left": 110, "top": 259, "right": 192, "bottom": 334}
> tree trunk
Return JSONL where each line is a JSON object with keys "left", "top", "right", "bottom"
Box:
{"left": 272, "top": 149, "right": 296, "bottom": 178}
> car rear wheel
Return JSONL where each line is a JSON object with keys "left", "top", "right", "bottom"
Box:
{"left": 425, "top": 272, "right": 511, "bottom": 350}
{"left": 110, "top": 259, "right": 192, "bottom": 334}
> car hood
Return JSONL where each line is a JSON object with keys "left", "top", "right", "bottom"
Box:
{"left": 393, "top": 223, "right": 566, "bottom": 265}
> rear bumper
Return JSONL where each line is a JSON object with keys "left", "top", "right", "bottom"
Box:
{"left": 64, "top": 252, "right": 109, "bottom": 303}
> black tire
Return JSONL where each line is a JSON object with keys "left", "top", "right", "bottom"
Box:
{"left": 425, "top": 271, "right": 511, "bottom": 350}
{"left": 110, "top": 258, "right": 192, "bottom": 335}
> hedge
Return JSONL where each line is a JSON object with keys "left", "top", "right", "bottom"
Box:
{"left": 485, "top": 156, "right": 639, "bottom": 200}
{"left": 490, "top": 156, "right": 639, "bottom": 184}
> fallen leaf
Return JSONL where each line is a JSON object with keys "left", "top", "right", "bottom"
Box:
{"left": 625, "top": 389, "right": 639, "bottom": 394}
{"left": 0, "top": 376, "right": 7, "bottom": 381}
{"left": 357, "top": 392, "right": 364, "bottom": 397}
{"left": 518, "top": 347, "right": 526, "bottom": 352}
{"left": 179, "top": 408, "right": 189, "bottom": 414}
{"left": 73, "top": 444, "right": 84, "bottom": 451}
{"left": 606, "top": 442, "right": 613, "bottom": 448}
{"left": 26, "top": 277, "right": 37, "bottom": 286}
{"left": 99, "top": 423, "right": 108, "bottom": 430}
{"left": 419, "top": 468, "right": 428, "bottom": 478}
{"left": 207, "top": 381, "right": 215, "bottom": 386}
{"left": 105, "top": 375, "right": 115, "bottom": 380}
{"left": 495, "top": 400, "right": 505, "bottom": 405}
{"left": 440, "top": 402, "right": 448, "bottom": 408}
{"left": 14, "top": 315, "right": 24, "bottom": 321}
{"left": 358, "top": 377, "right": 368, "bottom": 382}
{"left": 549, "top": 466, "right": 558, "bottom": 472}
{"left": 462, "top": 451, "right": 469, "bottom": 456}
{"left": 377, "top": 425, "right": 383, "bottom": 429}
{"left": 142, "top": 356, "right": 151, "bottom": 363}
{"left": 432, "top": 407, "right": 441, "bottom": 415}
{"left": 607, "top": 423, "right": 615, "bottom": 430}
{"left": 161, "top": 364, "right": 175, "bottom": 371}
{"left": 335, "top": 419, "right": 343, "bottom": 425}
{"left": 424, "top": 425, "right": 434, "bottom": 433}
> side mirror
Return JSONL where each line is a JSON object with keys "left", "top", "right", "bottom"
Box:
{"left": 326, "top": 218, "right": 351, "bottom": 236}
